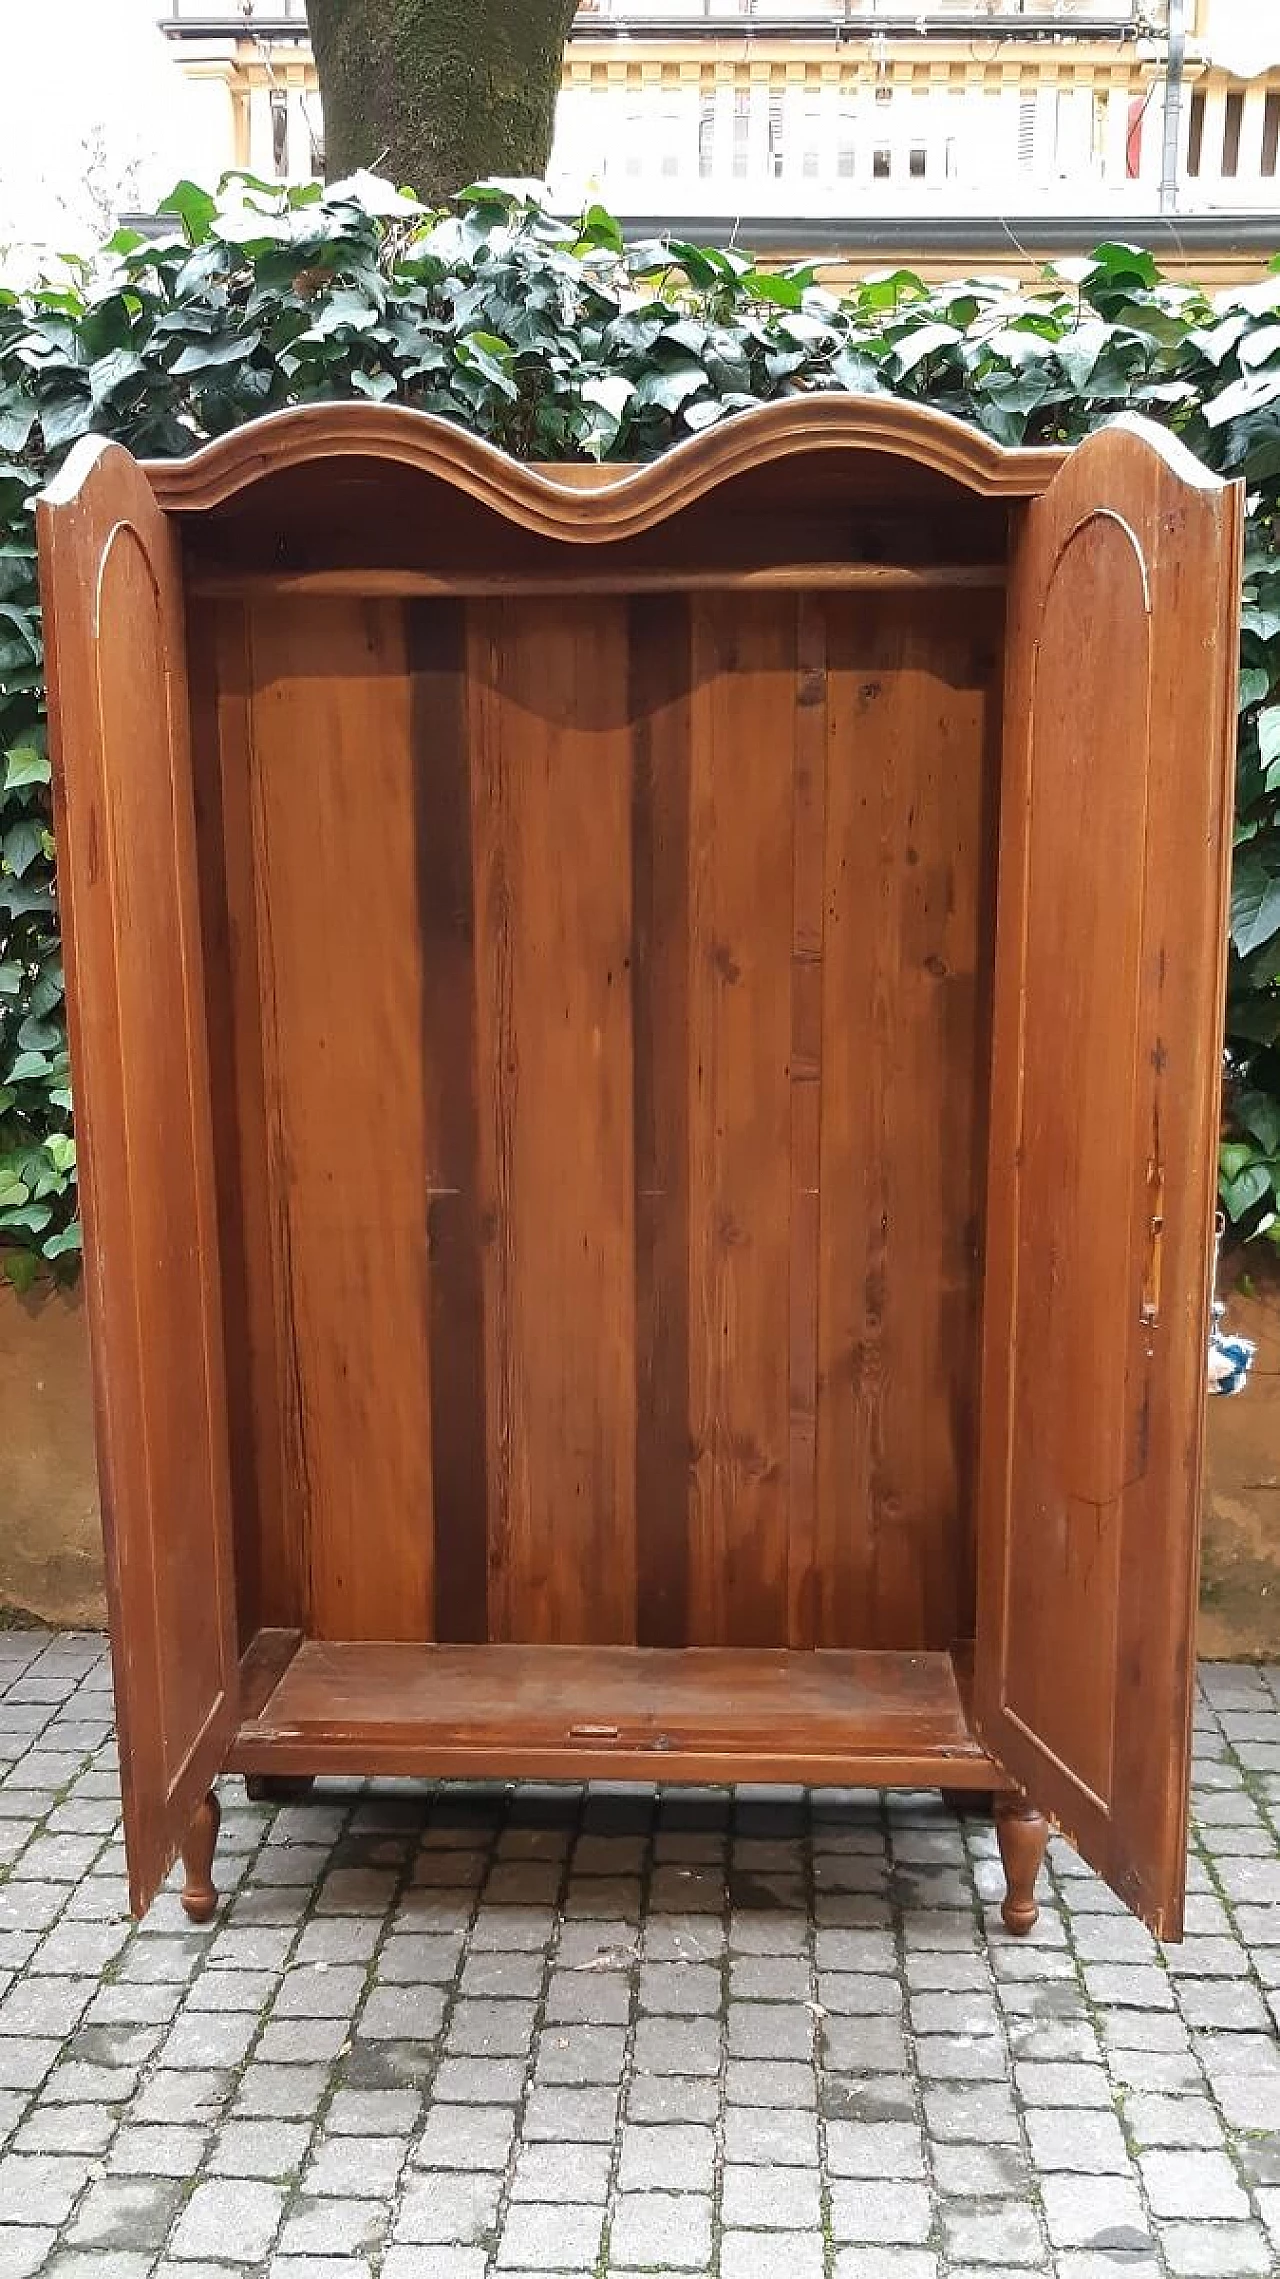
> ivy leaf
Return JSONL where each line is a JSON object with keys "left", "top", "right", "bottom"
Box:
{"left": 1232, "top": 856, "right": 1280, "bottom": 958}
{"left": 161, "top": 179, "right": 219, "bottom": 245}
{"left": 3, "top": 746, "right": 48, "bottom": 790}
{"left": 169, "top": 332, "right": 262, "bottom": 375}
{"left": 5, "top": 1050, "right": 50, "bottom": 1083}
{"left": 2, "top": 818, "right": 44, "bottom": 878}
{"left": 89, "top": 348, "right": 146, "bottom": 409}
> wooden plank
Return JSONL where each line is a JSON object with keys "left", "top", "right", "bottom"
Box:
{"left": 815, "top": 594, "right": 999, "bottom": 1651}
{"left": 245, "top": 597, "right": 434, "bottom": 1641}
{"left": 787, "top": 595, "right": 827, "bottom": 1648}
{"left": 975, "top": 425, "right": 1243, "bottom": 1937}
{"left": 237, "top": 1628, "right": 302, "bottom": 1722}
{"left": 190, "top": 563, "right": 1008, "bottom": 603}
{"left": 630, "top": 597, "right": 693, "bottom": 1648}
{"left": 470, "top": 599, "right": 638, "bottom": 1644}
{"left": 229, "top": 1636, "right": 1007, "bottom": 1787}
{"left": 37, "top": 443, "right": 238, "bottom": 1915}
{"left": 686, "top": 597, "right": 796, "bottom": 1647}
{"left": 189, "top": 598, "right": 297, "bottom": 1635}
{"left": 408, "top": 602, "right": 488, "bottom": 1643}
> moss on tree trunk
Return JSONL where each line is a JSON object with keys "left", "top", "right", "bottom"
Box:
{"left": 307, "top": 0, "right": 580, "bottom": 203}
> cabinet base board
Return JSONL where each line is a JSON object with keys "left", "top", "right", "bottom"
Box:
{"left": 227, "top": 1631, "right": 1009, "bottom": 1791}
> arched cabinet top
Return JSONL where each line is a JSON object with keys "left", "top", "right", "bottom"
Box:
{"left": 41, "top": 399, "right": 1230, "bottom": 592}
{"left": 40, "top": 394, "right": 1079, "bottom": 541}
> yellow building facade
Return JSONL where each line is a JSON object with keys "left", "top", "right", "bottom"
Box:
{"left": 158, "top": 4, "right": 1280, "bottom": 282}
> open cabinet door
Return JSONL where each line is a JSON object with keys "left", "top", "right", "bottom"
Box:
{"left": 973, "top": 417, "right": 1242, "bottom": 1938}
{"left": 38, "top": 441, "right": 237, "bottom": 1914}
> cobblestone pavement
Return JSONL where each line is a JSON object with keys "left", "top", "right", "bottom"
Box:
{"left": 0, "top": 1634, "right": 1278, "bottom": 2279}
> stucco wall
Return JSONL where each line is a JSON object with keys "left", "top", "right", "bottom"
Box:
{"left": 3, "top": 1266, "right": 1278, "bottom": 1652}
{"left": 1, "top": 1279, "right": 106, "bottom": 1628}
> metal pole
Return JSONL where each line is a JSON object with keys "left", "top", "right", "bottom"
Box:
{"left": 1159, "top": 0, "right": 1187, "bottom": 215}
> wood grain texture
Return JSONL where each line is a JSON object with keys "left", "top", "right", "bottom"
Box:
{"left": 409, "top": 601, "right": 489, "bottom": 1644}
{"left": 36, "top": 444, "right": 238, "bottom": 1917}
{"left": 470, "top": 599, "right": 638, "bottom": 1644}
{"left": 815, "top": 595, "right": 999, "bottom": 1652}
{"left": 686, "top": 597, "right": 795, "bottom": 1647}
{"left": 974, "top": 425, "right": 1243, "bottom": 1939}
{"left": 228, "top": 1635, "right": 1006, "bottom": 1788}
{"left": 631, "top": 597, "right": 694, "bottom": 1649}
{"left": 244, "top": 597, "right": 434, "bottom": 1641}
{"left": 189, "top": 597, "right": 290, "bottom": 1639}
{"left": 141, "top": 395, "right": 1068, "bottom": 520}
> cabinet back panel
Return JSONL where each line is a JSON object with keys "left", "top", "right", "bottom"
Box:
{"left": 197, "top": 587, "right": 1001, "bottom": 1651}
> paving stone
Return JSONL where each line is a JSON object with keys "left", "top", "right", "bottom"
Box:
{"left": 632, "top": 2016, "right": 721, "bottom": 2075}
{"left": 276, "top": 2196, "right": 386, "bottom": 2259}
{"left": 64, "top": 2174, "right": 184, "bottom": 2250}
{"left": 302, "top": 2133, "right": 406, "bottom": 2199}
{"left": 940, "top": 2201, "right": 1044, "bottom": 2264}
{"left": 722, "top": 2162, "right": 821, "bottom": 2228}
{"left": 108, "top": 2123, "right": 210, "bottom": 2176}
{"left": 522, "top": 2084, "right": 618, "bottom": 2141}
{"left": 381, "top": 2253, "right": 486, "bottom": 2279}
{"left": 616, "top": 2122, "right": 715, "bottom": 2192}
{"left": 825, "top": 2118, "right": 925, "bottom": 2178}
{"left": 829, "top": 2178, "right": 933, "bottom": 2243}
{"left": 40, "top": 2255, "right": 155, "bottom": 2279}
{"left": 535, "top": 2022, "right": 627, "bottom": 2082}
{"left": 1157, "top": 2222, "right": 1276, "bottom": 2275}
{"left": 1123, "top": 2093, "right": 1226, "bottom": 2149}
{"left": 921, "top": 2082, "right": 1019, "bottom": 2143}
{"left": 627, "top": 2074, "right": 719, "bottom": 2125}
{"left": 0, "top": 2151, "right": 94, "bottom": 2224}
{"left": 721, "top": 2105, "right": 818, "bottom": 2167}
{"left": 232, "top": 2062, "right": 330, "bottom": 2119}
{"left": 414, "top": 2103, "right": 516, "bottom": 2170}
{"left": 724, "top": 2058, "right": 816, "bottom": 2107}
{"left": 930, "top": 2143, "right": 1030, "bottom": 2198}
{"left": 1040, "top": 2173, "right": 1152, "bottom": 2251}
{"left": 609, "top": 2192, "right": 713, "bottom": 2267}
{"left": 394, "top": 2170, "right": 503, "bottom": 2244}
{"left": 1139, "top": 2150, "right": 1253, "bottom": 2220}
{"left": 0, "top": 2238, "right": 58, "bottom": 2279}
{"left": 832, "top": 2255, "right": 937, "bottom": 2279}
{"left": 720, "top": 2234, "right": 825, "bottom": 2279}
{"left": 728, "top": 2003, "right": 814, "bottom": 2060}
{"left": 511, "top": 2141, "right": 613, "bottom": 2202}
{"left": 1023, "top": 2106, "right": 1130, "bottom": 2170}
{"left": 168, "top": 2178, "right": 286, "bottom": 2265}
{"left": 14, "top": 2103, "right": 116, "bottom": 2155}
{"left": 206, "top": 2119, "right": 311, "bottom": 2178}
{"left": 494, "top": 2201, "right": 605, "bottom": 2268}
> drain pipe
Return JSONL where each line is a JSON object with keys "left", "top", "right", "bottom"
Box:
{"left": 1159, "top": 0, "right": 1187, "bottom": 215}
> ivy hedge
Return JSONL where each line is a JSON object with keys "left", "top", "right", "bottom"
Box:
{"left": 2, "top": 172, "right": 1280, "bottom": 1288}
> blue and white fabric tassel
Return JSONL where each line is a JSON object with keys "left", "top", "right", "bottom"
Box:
{"left": 1208, "top": 1214, "right": 1256, "bottom": 1398}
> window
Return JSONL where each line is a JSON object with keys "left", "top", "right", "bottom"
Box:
{"left": 698, "top": 94, "right": 716, "bottom": 177}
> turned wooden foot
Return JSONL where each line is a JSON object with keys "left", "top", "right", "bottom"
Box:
{"left": 179, "top": 1789, "right": 221, "bottom": 1924}
{"left": 942, "top": 1787, "right": 994, "bottom": 1818}
{"left": 244, "top": 1773, "right": 316, "bottom": 1804}
{"left": 994, "top": 1792, "right": 1048, "bottom": 1935}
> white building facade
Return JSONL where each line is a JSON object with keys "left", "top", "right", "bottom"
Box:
{"left": 155, "top": 3, "right": 1280, "bottom": 219}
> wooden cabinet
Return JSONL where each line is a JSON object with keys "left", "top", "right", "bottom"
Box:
{"left": 36, "top": 396, "right": 1242, "bottom": 1938}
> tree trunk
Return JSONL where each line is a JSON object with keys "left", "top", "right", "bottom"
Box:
{"left": 307, "top": 0, "right": 580, "bottom": 204}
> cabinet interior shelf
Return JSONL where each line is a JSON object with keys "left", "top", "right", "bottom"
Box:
{"left": 228, "top": 1632, "right": 1006, "bottom": 1791}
